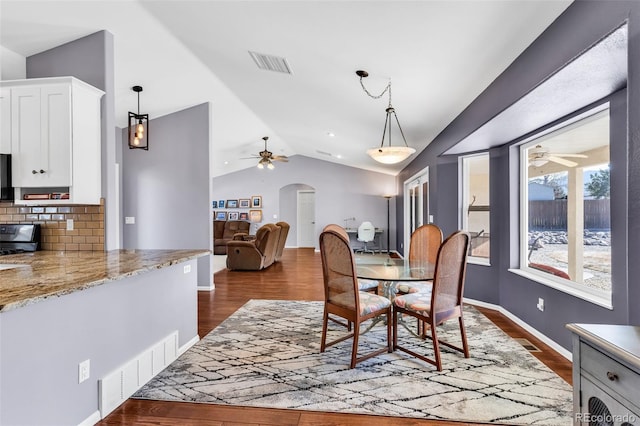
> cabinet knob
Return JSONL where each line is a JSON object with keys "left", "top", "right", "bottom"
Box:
{"left": 606, "top": 371, "right": 618, "bottom": 381}
{"left": 39, "top": 169, "right": 45, "bottom": 174}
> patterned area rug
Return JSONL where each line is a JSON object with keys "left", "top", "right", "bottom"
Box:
{"left": 134, "top": 300, "right": 573, "bottom": 425}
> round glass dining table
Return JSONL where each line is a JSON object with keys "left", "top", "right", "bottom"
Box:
{"left": 355, "top": 257, "right": 434, "bottom": 282}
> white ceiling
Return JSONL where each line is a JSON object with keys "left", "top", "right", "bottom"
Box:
{"left": 0, "top": 0, "right": 573, "bottom": 177}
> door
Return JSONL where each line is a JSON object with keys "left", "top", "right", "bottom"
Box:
{"left": 11, "top": 84, "right": 71, "bottom": 187}
{"left": 297, "top": 190, "right": 316, "bottom": 247}
{"left": 404, "top": 168, "right": 430, "bottom": 253}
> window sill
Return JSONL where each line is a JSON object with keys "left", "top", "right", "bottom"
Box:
{"left": 468, "top": 257, "right": 491, "bottom": 267}
{"left": 508, "top": 268, "right": 612, "bottom": 310}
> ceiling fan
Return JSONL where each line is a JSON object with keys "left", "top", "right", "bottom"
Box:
{"left": 243, "top": 136, "right": 289, "bottom": 169}
{"left": 528, "top": 144, "right": 587, "bottom": 167}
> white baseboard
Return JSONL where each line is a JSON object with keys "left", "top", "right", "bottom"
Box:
{"left": 198, "top": 284, "right": 215, "bottom": 291}
{"left": 98, "top": 331, "right": 179, "bottom": 419}
{"left": 464, "top": 297, "right": 572, "bottom": 361}
{"left": 179, "top": 334, "right": 200, "bottom": 356}
{"left": 77, "top": 410, "right": 101, "bottom": 426}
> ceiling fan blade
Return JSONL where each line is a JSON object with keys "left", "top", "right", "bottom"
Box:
{"left": 547, "top": 156, "right": 578, "bottom": 167}
{"left": 552, "top": 153, "right": 588, "bottom": 158}
{"left": 239, "top": 156, "right": 260, "bottom": 160}
{"left": 272, "top": 155, "right": 289, "bottom": 162}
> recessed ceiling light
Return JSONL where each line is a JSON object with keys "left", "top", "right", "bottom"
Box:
{"left": 326, "top": 132, "right": 335, "bottom": 138}
{"left": 224, "top": 161, "right": 229, "bottom": 165}
{"left": 336, "top": 154, "right": 343, "bottom": 159}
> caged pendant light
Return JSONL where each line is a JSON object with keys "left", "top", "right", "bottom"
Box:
{"left": 356, "top": 70, "right": 415, "bottom": 164}
{"left": 128, "top": 85, "right": 149, "bottom": 150}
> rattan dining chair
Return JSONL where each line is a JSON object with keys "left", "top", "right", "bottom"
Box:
{"left": 395, "top": 223, "right": 443, "bottom": 295}
{"left": 319, "top": 227, "right": 392, "bottom": 368}
{"left": 392, "top": 230, "right": 471, "bottom": 371}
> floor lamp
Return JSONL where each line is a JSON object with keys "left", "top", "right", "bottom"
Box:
{"left": 384, "top": 195, "right": 392, "bottom": 255}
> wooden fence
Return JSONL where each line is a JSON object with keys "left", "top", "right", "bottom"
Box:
{"left": 528, "top": 199, "right": 610, "bottom": 230}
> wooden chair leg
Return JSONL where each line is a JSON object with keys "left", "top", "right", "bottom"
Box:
{"left": 350, "top": 321, "right": 360, "bottom": 369}
{"left": 430, "top": 319, "right": 443, "bottom": 371}
{"left": 386, "top": 308, "right": 392, "bottom": 352}
{"left": 392, "top": 308, "right": 399, "bottom": 350}
{"left": 320, "top": 311, "right": 329, "bottom": 352}
{"left": 459, "top": 315, "right": 470, "bottom": 358}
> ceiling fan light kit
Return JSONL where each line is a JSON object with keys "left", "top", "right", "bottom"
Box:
{"left": 252, "top": 136, "right": 288, "bottom": 169}
{"left": 356, "top": 70, "right": 416, "bottom": 165}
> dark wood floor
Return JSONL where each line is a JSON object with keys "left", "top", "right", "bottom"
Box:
{"left": 99, "top": 248, "right": 572, "bottom": 426}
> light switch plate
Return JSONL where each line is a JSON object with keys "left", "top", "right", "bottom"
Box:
{"left": 125, "top": 217, "right": 135, "bottom": 225}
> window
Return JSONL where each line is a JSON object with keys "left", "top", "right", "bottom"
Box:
{"left": 460, "top": 153, "right": 490, "bottom": 264}
{"left": 519, "top": 108, "right": 611, "bottom": 305}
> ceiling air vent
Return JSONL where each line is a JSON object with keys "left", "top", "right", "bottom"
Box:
{"left": 249, "top": 51, "right": 292, "bottom": 74}
{"left": 316, "top": 150, "right": 333, "bottom": 157}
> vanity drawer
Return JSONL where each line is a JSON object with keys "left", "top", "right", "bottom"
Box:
{"left": 580, "top": 342, "right": 640, "bottom": 405}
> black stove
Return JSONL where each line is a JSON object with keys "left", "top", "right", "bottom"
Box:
{"left": 0, "top": 224, "right": 40, "bottom": 255}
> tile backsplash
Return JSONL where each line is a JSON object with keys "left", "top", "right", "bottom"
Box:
{"left": 0, "top": 199, "right": 105, "bottom": 251}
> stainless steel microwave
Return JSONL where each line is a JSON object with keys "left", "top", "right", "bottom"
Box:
{"left": 0, "top": 154, "right": 13, "bottom": 201}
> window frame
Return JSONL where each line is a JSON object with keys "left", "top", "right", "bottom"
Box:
{"left": 459, "top": 152, "right": 491, "bottom": 266}
{"left": 513, "top": 106, "right": 612, "bottom": 309}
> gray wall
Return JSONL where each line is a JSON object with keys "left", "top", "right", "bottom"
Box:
{"left": 122, "top": 103, "right": 212, "bottom": 286}
{"left": 212, "top": 155, "right": 397, "bottom": 251}
{"left": 397, "top": 0, "right": 640, "bottom": 349}
{"left": 0, "top": 259, "right": 198, "bottom": 426}
{"left": 26, "top": 31, "right": 120, "bottom": 249}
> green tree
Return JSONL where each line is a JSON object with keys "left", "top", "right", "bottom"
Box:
{"left": 586, "top": 168, "right": 610, "bottom": 199}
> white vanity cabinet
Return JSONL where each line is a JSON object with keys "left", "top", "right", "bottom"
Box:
{"left": 0, "top": 77, "right": 104, "bottom": 204}
{"left": 567, "top": 323, "right": 640, "bottom": 425}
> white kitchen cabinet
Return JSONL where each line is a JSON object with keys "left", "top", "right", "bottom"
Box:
{"left": 0, "top": 87, "right": 10, "bottom": 154}
{"left": 1, "top": 77, "right": 104, "bottom": 204}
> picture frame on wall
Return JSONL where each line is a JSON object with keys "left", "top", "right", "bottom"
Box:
{"left": 249, "top": 209, "right": 262, "bottom": 223}
{"left": 215, "top": 211, "right": 227, "bottom": 220}
{"left": 212, "top": 200, "right": 218, "bottom": 209}
{"left": 228, "top": 212, "right": 239, "bottom": 220}
{"left": 227, "top": 199, "right": 238, "bottom": 208}
{"left": 239, "top": 199, "right": 250, "bottom": 208}
{"left": 251, "top": 195, "right": 262, "bottom": 208}
{"left": 218, "top": 200, "right": 225, "bottom": 208}
{"left": 239, "top": 212, "right": 249, "bottom": 221}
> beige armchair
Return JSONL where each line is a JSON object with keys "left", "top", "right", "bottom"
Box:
{"left": 274, "top": 221, "right": 290, "bottom": 262}
{"left": 226, "top": 223, "right": 281, "bottom": 270}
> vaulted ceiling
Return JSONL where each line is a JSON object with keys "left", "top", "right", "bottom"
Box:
{"left": 0, "top": 0, "right": 573, "bottom": 176}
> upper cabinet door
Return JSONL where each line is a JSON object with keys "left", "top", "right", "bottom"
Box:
{"left": 0, "top": 88, "right": 11, "bottom": 154}
{"left": 10, "top": 84, "right": 71, "bottom": 188}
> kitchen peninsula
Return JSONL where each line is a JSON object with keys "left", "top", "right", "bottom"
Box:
{"left": 0, "top": 249, "right": 209, "bottom": 426}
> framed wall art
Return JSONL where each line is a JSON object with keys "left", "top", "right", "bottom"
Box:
{"left": 239, "top": 212, "right": 249, "bottom": 221}
{"left": 227, "top": 199, "right": 239, "bottom": 208}
{"left": 251, "top": 195, "right": 262, "bottom": 208}
{"left": 249, "top": 209, "right": 262, "bottom": 223}
{"left": 239, "top": 199, "right": 250, "bottom": 208}
{"left": 228, "top": 212, "right": 239, "bottom": 220}
{"left": 215, "top": 211, "right": 227, "bottom": 220}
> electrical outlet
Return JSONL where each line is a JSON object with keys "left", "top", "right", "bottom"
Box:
{"left": 183, "top": 264, "right": 191, "bottom": 274}
{"left": 66, "top": 219, "right": 74, "bottom": 231}
{"left": 537, "top": 298, "right": 545, "bottom": 312}
{"left": 125, "top": 216, "right": 135, "bottom": 225}
{"left": 78, "top": 359, "right": 90, "bottom": 383}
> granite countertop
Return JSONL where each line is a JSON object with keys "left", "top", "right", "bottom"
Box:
{"left": 0, "top": 249, "right": 209, "bottom": 313}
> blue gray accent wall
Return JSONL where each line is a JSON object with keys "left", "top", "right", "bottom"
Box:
{"left": 26, "top": 30, "right": 120, "bottom": 249}
{"left": 397, "top": 0, "right": 640, "bottom": 349}
{"left": 212, "top": 155, "right": 397, "bottom": 251}
{"left": 122, "top": 103, "right": 212, "bottom": 287}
